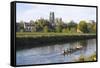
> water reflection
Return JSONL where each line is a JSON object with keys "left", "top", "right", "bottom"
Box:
{"left": 16, "top": 39, "right": 96, "bottom": 65}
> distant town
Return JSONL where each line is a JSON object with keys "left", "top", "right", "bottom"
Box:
{"left": 16, "top": 12, "right": 96, "bottom": 33}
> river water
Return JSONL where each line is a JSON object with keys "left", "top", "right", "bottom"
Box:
{"left": 16, "top": 39, "right": 96, "bottom": 65}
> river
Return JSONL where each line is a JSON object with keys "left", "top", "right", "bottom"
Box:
{"left": 16, "top": 39, "right": 96, "bottom": 65}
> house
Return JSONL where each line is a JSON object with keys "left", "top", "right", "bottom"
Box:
{"left": 24, "top": 22, "right": 36, "bottom": 32}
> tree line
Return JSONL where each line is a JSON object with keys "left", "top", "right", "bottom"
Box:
{"left": 18, "top": 18, "right": 96, "bottom": 33}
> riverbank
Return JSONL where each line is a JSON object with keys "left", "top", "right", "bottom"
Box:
{"left": 16, "top": 32, "right": 96, "bottom": 38}
{"left": 75, "top": 52, "right": 96, "bottom": 62}
{"left": 16, "top": 32, "right": 96, "bottom": 50}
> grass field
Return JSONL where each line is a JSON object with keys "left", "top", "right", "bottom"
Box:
{"left": 16, "top": 32, "right": 96, "bottom": 38}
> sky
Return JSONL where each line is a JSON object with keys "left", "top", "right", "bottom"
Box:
{"left": 16, "top": 3, "right": 96, "bottom": 23}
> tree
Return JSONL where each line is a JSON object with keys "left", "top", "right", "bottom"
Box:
{"left": 67, "top": 20, "right": 77, "bottom": 32}
{"left": 36, "top": 18, "right": 50, "bottom": 32}
{"left": 62, "top": 28, "right": 66, "bottom": 33}
{"left": 55, "top": 18, "right": 63, "bottom": 25}
{"left": 43, "top": 26, "right": 49, "bottom": 32}
{"left": 78, "top": 20, "right": 88, "bottom": 33}
{"left": 91, "top": 21, "right": 96, "bottom": 33}
{"left": 55, "top": 18, "right": 63, "bottom": 32}
{"left": 19, "top": 21, "right": 24, "bottom": 32}
{"left": 62, "top": 28, "right": 69, "bottom": 33}
{"left": 93, "top": 24, "right": 96, "bottom": 33}
{"left": 87, "top": 23, "right": 93, "bottom": 33}
{"left": 55, "top": 25, "right": 62, "bottom": 32}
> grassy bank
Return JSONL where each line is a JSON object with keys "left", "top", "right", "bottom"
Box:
{"left": 75, "top": 52, "right": 97, "bottom": 62}
{"left": 16, "top": 32, "right": 96, "bottom": 50}
{"left": 16, "top": 32, "right": 96, "bottom": 38}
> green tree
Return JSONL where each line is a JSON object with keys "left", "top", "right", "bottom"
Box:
{"left": 67, "top": 20, "right": 77, "bottom": 32}
{"left": 78, "top": 20, "right": 88, "bottom": 33}
{"left": 93, "top": 24, "right": 96, "bottom": 33}
{"left": 62, "top": 28, "right": 69, "bottom": 33}
{"left": 19, "top": 21, "right": 24, "bottom": 32}
{"left": 86, "top": 21, "right": 96, "bottom": 33}
{"left": 43, "top": 26, "right": 49, "bottom": 32}
{"left": 62, "top": 28, "right": 66, "bottom": 33}
{"left": 55, "top": 18, "right": 63, "bottom": 32}
{"left": 87, "top": 23, "right": 93, "bottom": 33}
{"left": 55, "top": 18, "right": 63, "bottom": 26}
{"left": 56, "top": 25, "right": 62, "bottom": 32}
{"left": 36, "top": 18, "right": 49, "bottom": 32}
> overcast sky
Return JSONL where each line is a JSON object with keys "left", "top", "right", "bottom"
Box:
{"left": 16, "top": 3, "right": 96, "bottom": 23}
